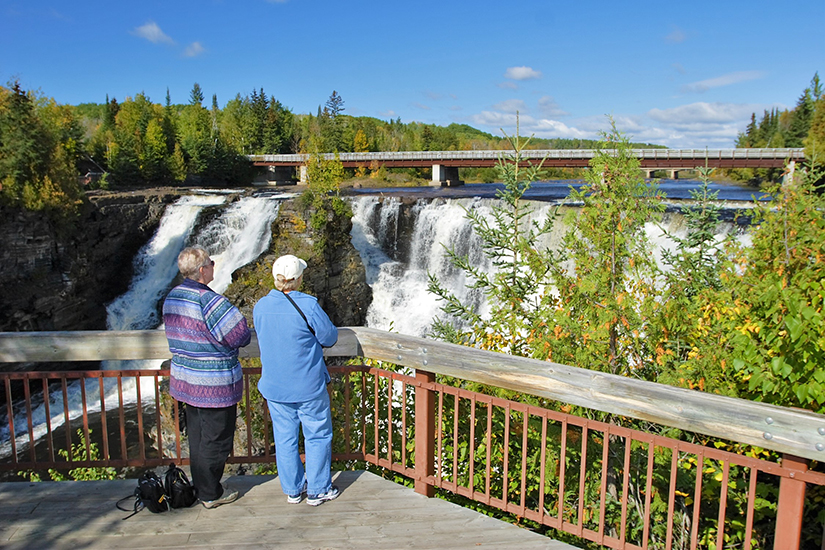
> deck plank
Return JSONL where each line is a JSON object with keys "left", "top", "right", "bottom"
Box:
{"left": 0, "top": 471, "right": 578, "bottom": 549}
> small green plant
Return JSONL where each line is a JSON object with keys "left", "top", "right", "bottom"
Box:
{"left": 19, "top": 429, "right": 117, "bottom": 481}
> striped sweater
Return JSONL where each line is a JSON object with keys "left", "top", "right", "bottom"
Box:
{"left": 163, "top": 278, "right": 251, "bottom": 408}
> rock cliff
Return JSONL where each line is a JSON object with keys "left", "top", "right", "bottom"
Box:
{"left": 0, "top": 191, "right": 184, "bottom": 333}
{"left": 224, "top": 197, "right": 372, "bottom": 328}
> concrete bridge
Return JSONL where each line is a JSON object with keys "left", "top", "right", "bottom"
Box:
{"left": 249, "top": 148, "right": 805, "bottom": 186}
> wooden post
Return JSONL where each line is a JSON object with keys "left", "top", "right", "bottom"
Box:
{"left": 414, "top": 369, "right": 435, "bottom": 497}
{"left": 774, "top": 454, "right": 808, "bottom": 550}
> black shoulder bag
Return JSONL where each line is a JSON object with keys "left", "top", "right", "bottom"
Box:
{"left": 282, "top": 291, "right": 315, "bottom": 335}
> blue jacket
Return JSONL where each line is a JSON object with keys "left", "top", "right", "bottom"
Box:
{"left": 253, "top": 290, "right": 338, "bottom": 403}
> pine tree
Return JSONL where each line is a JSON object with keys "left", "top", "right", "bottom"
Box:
{"left": 429, "top": 117, "right": 557, "bottom": 356}
{"left": 544, "top": 119, "right": 664, "bottom": 376}
{"left": 189, "top": 83, "right": 204, "bottom": 107}
{"left": 787, "top": 88, "right": 814, "bottom": 147}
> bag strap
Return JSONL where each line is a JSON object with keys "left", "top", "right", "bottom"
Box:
{"left": 116, "top": 489, "right": 143, "bottom": 520}
{"left": 281, "top": 291, "right": 315, "bottom": 335}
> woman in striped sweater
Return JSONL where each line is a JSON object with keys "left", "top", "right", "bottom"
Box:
{"left": 163, "top": 245, "right": 251, "bottom": 509}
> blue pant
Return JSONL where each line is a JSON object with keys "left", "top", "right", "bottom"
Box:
{"left": 267, "top": 392, "right": 333, "bottom": 496}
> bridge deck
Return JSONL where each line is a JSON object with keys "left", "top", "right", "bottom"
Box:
{"left": 0, "top": 470, "right": 574, "bottom": 549}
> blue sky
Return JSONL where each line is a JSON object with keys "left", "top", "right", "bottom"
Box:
{"left": 2, "top": 0, "right": 823, "bottom": 148}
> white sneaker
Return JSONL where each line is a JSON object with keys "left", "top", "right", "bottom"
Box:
{"left": 306, "top": 485, "right": 339, "bottom": 506}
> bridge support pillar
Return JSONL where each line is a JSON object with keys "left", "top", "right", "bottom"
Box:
{"left": 253, "top": 166, "right": 297, "bottom": 186}
{"left": 431, "top": 165, "right": 464, "bottom": 187}
{"left": 644, "top": 170, "right": 655, "bottom": 179}
{"left": 299, "top": 165, "right": 308, "bottom": 185}
{"left": 670, "top": 169, "right": 679, "bottom": 180}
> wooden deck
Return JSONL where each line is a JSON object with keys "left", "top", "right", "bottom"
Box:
{"left": 0, "top": 470, "right": 578, "bottom": 549}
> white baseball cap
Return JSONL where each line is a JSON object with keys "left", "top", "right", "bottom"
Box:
{"left": 272, "top": 254, "right": 307, "bottom": 280}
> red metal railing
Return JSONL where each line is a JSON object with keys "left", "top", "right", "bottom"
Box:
{"left": 2, "top": 365, "right": 823, "bottom": 548}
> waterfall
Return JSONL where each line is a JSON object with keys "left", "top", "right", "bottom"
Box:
{"left": 350, "top": 196, "right": 741, "bottom": 338}
{"left": 1, "top": 193, "right": 283, "bottom": 457}
{"left": 351, "top": 196, "right": 567, "bottom": 337}
{"left": 106, "top": 194, "right": 228, "bottom": 333}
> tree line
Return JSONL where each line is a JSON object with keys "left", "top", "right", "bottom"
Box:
{"left": 732, "top": 72, "right": 825, "bottom": 183}
{"left": 1, "top": 81, "right": 663, "bottom": 211}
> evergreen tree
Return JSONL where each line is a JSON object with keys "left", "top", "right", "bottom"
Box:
{"left": 324, "top": 90, "right": 345, "bottom": 118}
{"left": 652, "top": 166, "right": 733, "bottom": 390}
{"left": 542, "top": 120, "right": 664, "bottom": 376}
{"left": 321, "top": 90, "right": 345, "bottom": 152}
{"left": 429, "top": 118, "right": 557, "bottom": 357}
{"left": 787, "top": 88, "right": 814, "bottom": 147}
{"left": 805, "top": 95, "right": 825, "bottom": 161}
{"left": 189, "top": 83, "right": 204, "bottom": 107}
{"left": 178, "top": 91, "right": 211, "bottom": 178}
{"left": 0, "top": 81, "right": 82, "bottom": 211}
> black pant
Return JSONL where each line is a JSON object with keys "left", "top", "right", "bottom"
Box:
{"left": 184, "top": 403, "right": 236, "bottom": 502}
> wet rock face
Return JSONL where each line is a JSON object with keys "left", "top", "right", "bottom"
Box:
{"left": 224, "top": 198, "right": 372, "bottom": 328}
{"left": 0, "top": 194, "right": 175, "bottom": 333}
{"left": 0, "top": 191, "right": 371, "bottom": 337}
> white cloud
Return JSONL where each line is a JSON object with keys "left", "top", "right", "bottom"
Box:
{"left": 471, "top": 111, "right": 591, "bottom": 139}
{"left": 183, "top": 42, "right": 205, "bottom": 57}
{"left": 505, "top": 66, "right": 542, "bottom": 81}
{"left": 671, "top": 63, "right": 686, "bottom": 75}
{"left": 648, "top": 102, "right": 765, "bottom": 124}
{"left": 681, "top": 71, "right": 766, "bottom": 93}
{"left": 665, "top": 27, "right": 686, "bottom": 43}
{"left": 379, "top": 110, "right": 397, "bottom": 118}
{"left": 424, "top": 91, "right": 443, "bottom": 100}
{"left": 411, "top": 102, "right": 431, "bottom": 111}
{"left": 497, "top": 81, "right": 519, "bottom": 90}
{"left": 492, "top": 99, "right": 528, "bottom": 114}
{"left": 132, "top": 21, "right": 174, "bottom": 45}
{"left": 538, "top": 96, "right": 568, "bottom": 117}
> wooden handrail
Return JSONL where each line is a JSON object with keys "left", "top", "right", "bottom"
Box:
{"left": 2, "top": 327, "right": 824, "bottom": 461}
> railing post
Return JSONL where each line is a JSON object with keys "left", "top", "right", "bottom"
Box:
{"left": 774, "top": 454, "right": 808, "bottom": 550}
{"left": 414, "top": 369, "right": 435, "bottom": 497}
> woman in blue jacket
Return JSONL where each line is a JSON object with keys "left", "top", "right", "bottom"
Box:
{"left": 253, "top": 255, "right": 339, "bottom": 506}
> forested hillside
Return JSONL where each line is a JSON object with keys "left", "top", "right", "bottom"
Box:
{"left": 1, "top": 82, "right": 661, "bottom": 205}
{"left": 732, "top": 72, "right": 824, "bottom": 182}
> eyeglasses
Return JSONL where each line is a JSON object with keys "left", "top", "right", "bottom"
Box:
{"left": 202, "top": 260, "right": 215, "bottom": 268}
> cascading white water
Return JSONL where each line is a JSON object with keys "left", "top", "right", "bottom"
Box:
{"left": 2, "top": 189, "right": 748, "bottom": 458}
{"left": 0, "top": 193, "right": 283, "bottom": 457}
{"left": 106, "top": 195, "right": 228, "bottom": 334}
{"left": 350, "top": 196, "right": 740, "bottom": 338}
{"left": 350, "top": 196, "right": 566, "bottom": 337}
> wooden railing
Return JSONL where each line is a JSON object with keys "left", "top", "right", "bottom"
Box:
{"left": 2, "top": 328, "right": 824, "bottom": 549}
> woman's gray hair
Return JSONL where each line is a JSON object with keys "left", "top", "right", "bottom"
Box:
{"left": 274, "top": 274, "right": 302, "bottom": 292}
{"left": 178, "top": 246, "right": 211, "bottom": 280}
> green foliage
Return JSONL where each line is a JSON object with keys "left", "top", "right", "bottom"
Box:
{"left": 428, "top": 117, "right": 557, "bottom": 357}
{"left": 299, "top": 152, "right": 351, "bottom": 253}
{"left": 544, "top": 119, "right": 664, "bottom": 376}
{"left": 18, "top": 429, "right": 117, "bottom": 482}
{"left": 733, "top": 72, "right": 822, "bottom": 185}
{"left": 0, "top": 81, "right": 83, "bottom": 214}
{"left": 699, "top": 160, "right": 825, "bottom": 411}
{"left": 652, "top": 166, "right": 735, "bottom": 389}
